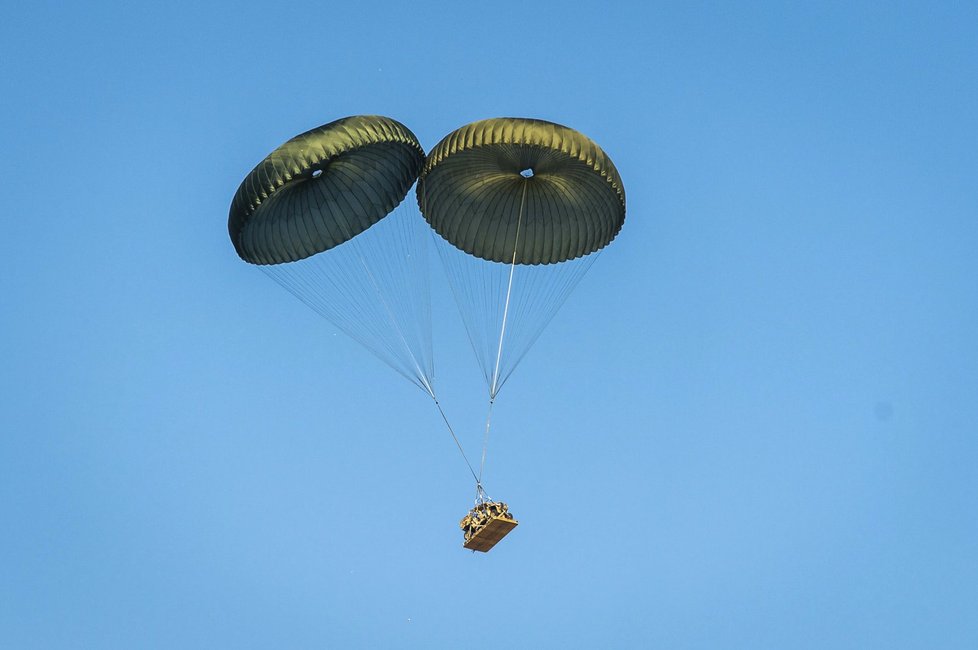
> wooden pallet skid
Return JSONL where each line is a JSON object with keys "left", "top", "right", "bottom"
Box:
{"left": 463, "top": 516, "right": 518, "bottom": 552}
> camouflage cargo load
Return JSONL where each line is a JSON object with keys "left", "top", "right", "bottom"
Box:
{"left": 460, "top": 501, "right": 518, "bottom": 552}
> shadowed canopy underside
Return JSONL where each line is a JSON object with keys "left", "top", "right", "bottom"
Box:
{"left": 229, "top": 115, "right": 424, "bottom": 265}
{"left": 417, "top": 117, "right": 626, "bottom": 265}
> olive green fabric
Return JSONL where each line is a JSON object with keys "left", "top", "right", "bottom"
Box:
{"left": 417, "top": 118, "right": 625, "bottom": 265}
{"left": 229, "top": 115, "right": 424, "bottom": 265}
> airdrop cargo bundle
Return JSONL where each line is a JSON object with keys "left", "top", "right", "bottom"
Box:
{"left": 460, "top": 501, "right": 518, "bottom": 552}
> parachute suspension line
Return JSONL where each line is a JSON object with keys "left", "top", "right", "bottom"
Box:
{"left": 432, "top": 397, "right": 479, "bottom": 485}
{"left": 474, "top": 483, "right": 491, "bottom": 506}
{"left": 434, "top": 231, "right": 492, "bottom": 386}
{"left": 491, "top": 251, "right": 600, "bottom": 395}
{"left": 259, "top": 212, "right": 419, "bottom": 389}
{"left": 489, "top": 181, "right": 528, "bottom": 400}
{"left": 478, "top": 180, "right": 528, "bottom": 489}
{"left": 350, "top": 238, "right": 434, "bottom": 397}
{"left": 330, "top": 184, "right": 434, "bottom": 397}
{"left": 478, "top": 397, "right": 495, "bottom": 485}
{"left": 420, "top": 177, "right": 483, "bottom": 488}
{"left": 260, "top": 264, "right": 428, "bottom": 392}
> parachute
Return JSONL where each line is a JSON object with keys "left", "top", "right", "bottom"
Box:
{"left": 230, "top": 115, "right": 625, "bottom": 550}
{"left": 417, "top": 118, "right": 626, "bottom": 494}
{"left": 418, "top": 117, "right": 625, "bottom": 397}
{"left": 228, "top": 115, "right": 436, "bottom": 393}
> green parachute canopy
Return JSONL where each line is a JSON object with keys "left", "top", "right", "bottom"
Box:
{"left": 229, "top": 115, "right": 424, "bottom": 265}
{"left": 228, "top": 115, "right": 434, "bottom": 392}
{"left": 417, "top": 117, "right": 625, "bottom": 265}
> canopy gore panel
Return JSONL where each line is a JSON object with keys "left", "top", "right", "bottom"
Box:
{"left": 461, "top": 501, "right": 518, "bottom": 552}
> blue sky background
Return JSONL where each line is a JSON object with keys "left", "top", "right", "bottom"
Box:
{"left": 2, "top": 2, "right": 977, "bottom": 648}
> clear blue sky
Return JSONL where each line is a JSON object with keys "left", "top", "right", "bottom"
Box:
{"left": 2, "top": 2, "right": 977, "bottom": 648}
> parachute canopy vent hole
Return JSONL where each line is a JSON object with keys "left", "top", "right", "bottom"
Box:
{"left": 520, "top": 168, "right": 534, "bottom": 178}
{"left": 311, "top": 169, "right": 324, "bottom": 179}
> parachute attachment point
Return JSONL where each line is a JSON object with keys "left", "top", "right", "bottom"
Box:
{"left": 460, "top": 501, "right": 518, "bottom": 552}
